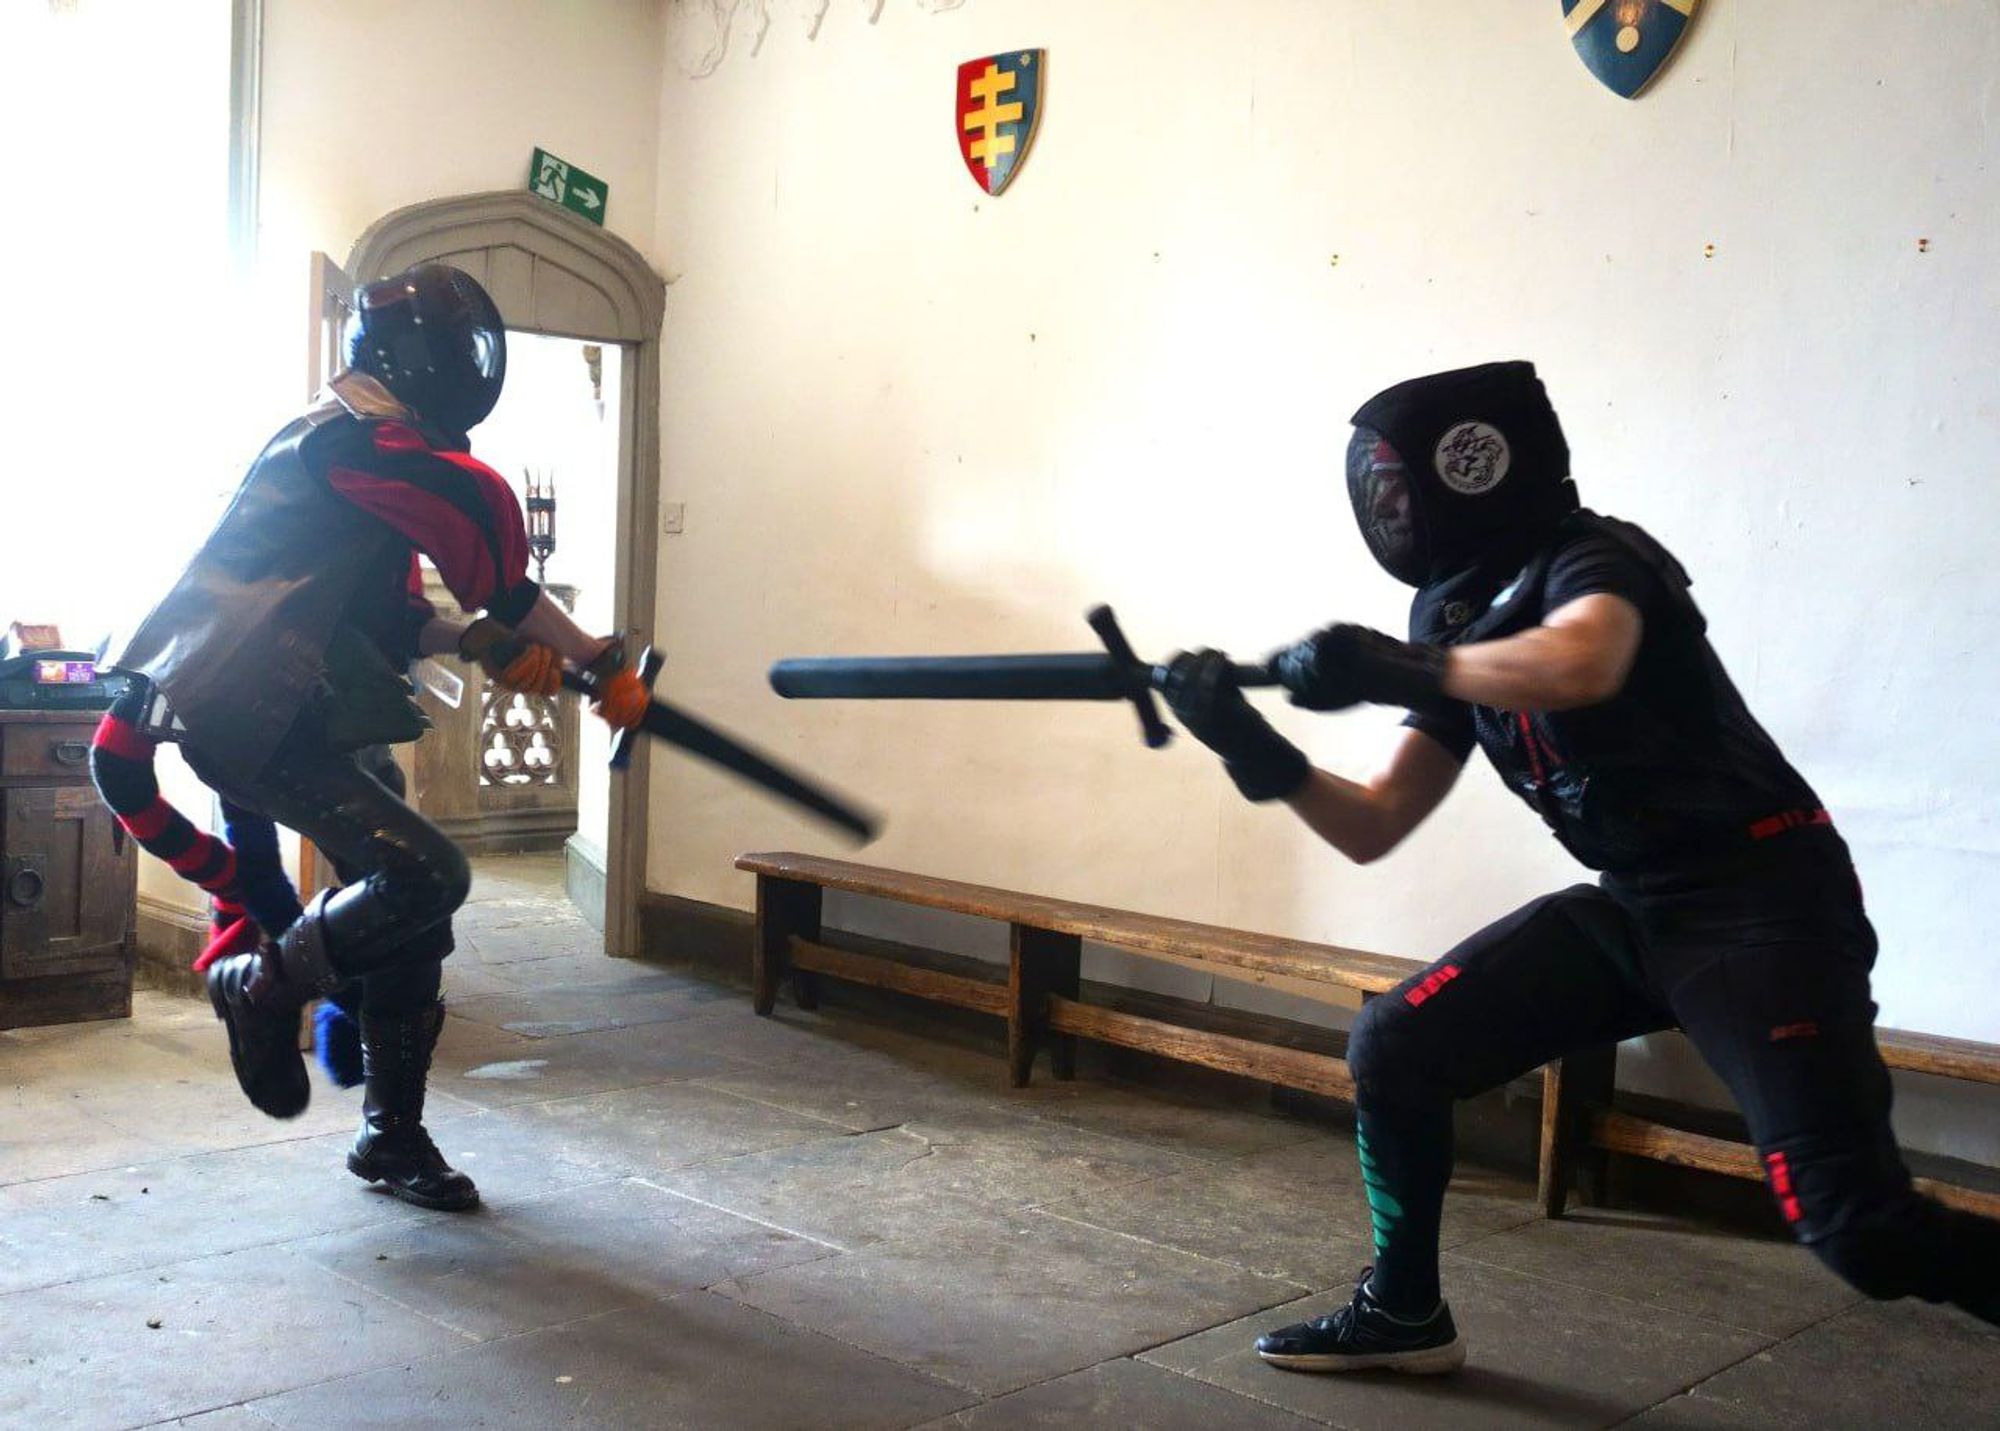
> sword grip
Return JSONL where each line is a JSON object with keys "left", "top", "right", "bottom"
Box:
{"left": 1084, "top": 605, "right": 1172, "bottom": 750}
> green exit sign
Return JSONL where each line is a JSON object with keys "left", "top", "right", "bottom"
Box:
{"left": 528, "top": 147, "right": 608, "bottom": 226}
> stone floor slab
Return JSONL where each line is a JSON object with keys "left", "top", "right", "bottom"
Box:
{"left": 248, "top": 1291, "right": 973, "bottom": 1429}
{"left": 446, "top": 980, "right": 732, "bottom": 1039}
{"left": 513, "top": 1080, "right": 849, "bottom": 1175}
{"left": 0, "top": 1133, "right": 438, "bottom": 1296}
{"left": 650, "top": 1125, "right": 1039, "bottom": 1251}
{"left": 1041, "top": 1138, "right": 1530, "bottom": 1288}
{"left": 152, "top": 1406, "right": 279, "bottom": 1429}
{"left": 432, "top": 1014, "right": 742, "bottom": 1111}
{"left": 1446, "top": 1207, "right": 1861, "bottom": 1339}
{"left": 0, "top": 1243, "right": 468, "bottom": 1428}
{"left": 721, "top": 1206, "right": 1304, "bottom": 1396}
{"left": 987, "top": 1076, "right": 1320, "bottom": 1164}
{"left": 1142, "top": 1257, "right": 1770, "bottom": 1431}
{"left": 915, "top": 1358, "right": 1323, "bottom": 1429}
{"left": 294, "top": 1176, "right": 835, "bottom": 1339}
{"left": 1630, "top": 1297, "right": 2000, "bottom": 1429}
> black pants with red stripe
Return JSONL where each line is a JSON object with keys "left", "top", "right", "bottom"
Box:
{"left": 185, "top": 735, "right": 460, "bottom": 1020}
{"left": 1346, "top": 828, "right": 2000, "bottom": 1324}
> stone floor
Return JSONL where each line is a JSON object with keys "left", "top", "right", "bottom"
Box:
{"left": 3, "top": 854, "right": 1996, "bottom": 1429}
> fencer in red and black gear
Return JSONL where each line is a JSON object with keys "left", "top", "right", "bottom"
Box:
{"left": 1162, "top": 361, "right": 1999, "bottom": 1374}
{"left": 114, "top": 264, "right": 649, "bottom": 1211}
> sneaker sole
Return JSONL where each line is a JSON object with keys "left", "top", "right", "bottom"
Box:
{"left": 1258, "top": 1334, "right": 1466, "bottom": 1375}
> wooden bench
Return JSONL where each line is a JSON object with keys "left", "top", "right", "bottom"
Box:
{"left": 736, "top": 851, "right": 1425, "bottom": 1106}
{"left": 736, "top": 853, "right": 2000, "bottom": 1227}
{"left": 1553, "top": 1029, "right": 2000, "bottom": 1222}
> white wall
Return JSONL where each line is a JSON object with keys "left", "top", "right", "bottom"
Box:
{"left": 646, "top": 0, "right": 2000, "bottom": 1117}
{"left": 259, "top": 0, "right": 664, "bottom": 283}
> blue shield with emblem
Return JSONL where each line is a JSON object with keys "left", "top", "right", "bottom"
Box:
{"left": 1562, "top": 0, "right": 1700, "bottom": 99}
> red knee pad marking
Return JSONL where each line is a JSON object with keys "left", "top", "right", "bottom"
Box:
{"left": 1764, "top": 1151, "right": 1805, "bottom": 1224}
{"left": 1769, "top": 1020, "right": 1820, "bottom": 1042}
{"left": 1404, "top": 962, "right": 1462, "bottom": 1009}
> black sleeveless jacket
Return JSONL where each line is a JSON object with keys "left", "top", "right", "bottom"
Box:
{"left": 115, "top": 375, "right": 424, "bottom": 785}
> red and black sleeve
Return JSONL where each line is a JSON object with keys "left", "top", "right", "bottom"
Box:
{"left": 325, "top": 423, "right": 541, "bottom": 623}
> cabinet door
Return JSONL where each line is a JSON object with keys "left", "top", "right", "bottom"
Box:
{"left": 2, "top": 786, "right": 132, "bottom": 979}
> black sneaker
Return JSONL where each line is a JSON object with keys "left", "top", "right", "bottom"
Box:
{"left": 1255, "top": 1272, "right": 1465, "bottom": 1374}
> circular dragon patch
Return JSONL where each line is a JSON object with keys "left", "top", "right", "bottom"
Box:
{"left": 1433, "top": 421, "right": 1512, "bottom": 496}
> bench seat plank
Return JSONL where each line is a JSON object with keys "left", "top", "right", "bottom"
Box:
{"left": 1878, "top": 1028, "right": 2000, "bottom": 1086}
{"left": 738, "top": 852, "right": 1413, "bottom": 995}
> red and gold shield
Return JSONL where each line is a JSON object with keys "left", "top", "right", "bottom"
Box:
{"left": 956, "top": 51, "right": 1044, "bottom": 196}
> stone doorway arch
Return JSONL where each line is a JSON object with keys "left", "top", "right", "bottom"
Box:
{"left": 348, "top": 192, "right": 665, "bottom": 959}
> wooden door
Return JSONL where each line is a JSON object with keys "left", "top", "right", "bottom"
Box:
{"left": 296, "top": 251, "right": 356, "bottom": 897}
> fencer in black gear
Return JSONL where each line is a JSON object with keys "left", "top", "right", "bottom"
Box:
{"left": 1167, "top": 360, "right": 2000, "bottom": 1376}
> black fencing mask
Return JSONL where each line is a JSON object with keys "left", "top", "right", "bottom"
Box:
{"left": 1346, "top": 361, "right": 1576, "bottom": 587}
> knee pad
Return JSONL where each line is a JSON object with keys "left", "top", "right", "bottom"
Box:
{"left": 1764, "top": 1135, "right": 1929, "bottom": 1301}
{"left": 377, "top": 830, "right": 471, "bottom": 920}
{"left": 1348, "top": 985, "right": 1454, "bottom": 1095}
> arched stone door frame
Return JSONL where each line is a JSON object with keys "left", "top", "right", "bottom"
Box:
{"left": 348, "top": 192, "right": 666, "bottom": 959}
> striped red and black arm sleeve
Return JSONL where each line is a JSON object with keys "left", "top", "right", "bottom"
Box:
{"left": 327, "top": 423, "right": 541, "bottom": 622}
{"left": 90, "top": 707, "right": 238, "bottom": 896}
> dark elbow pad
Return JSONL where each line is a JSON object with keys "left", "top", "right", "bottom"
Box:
{"left": 486, "top": 577, "right": 541, "bottom": 626}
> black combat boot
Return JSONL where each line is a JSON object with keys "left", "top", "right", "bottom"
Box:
{"left": 346, "top": 1000, "right": 479, "bottom": 1211}
{"left": 206, "top": 890, "right": 344, "bottom": 1119}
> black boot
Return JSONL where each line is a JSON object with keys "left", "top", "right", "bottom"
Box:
{"left": 347, "top": 1000, "right": 479, "bottom": 1211}
{"left": 206, "top": 890, "right": 344, "bottom": 1119}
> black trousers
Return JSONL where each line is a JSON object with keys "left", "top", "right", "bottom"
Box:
{"left": 1349, "top": 828, "right": 1999, "bottom": 1318}
{"left": 186, "top": 731, "right": 465, "bottom": 1018}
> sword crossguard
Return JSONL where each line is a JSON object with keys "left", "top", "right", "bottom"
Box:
{"left": 1085, "top": 605, "right": 1172, "bottom": 750}
{"left": 609, "top": 646, "right": 664, "bottom": 771}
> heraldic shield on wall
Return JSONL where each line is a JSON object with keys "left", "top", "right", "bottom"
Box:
{"left": 1563, "top": 0, "right": 1701, "bottom": 99}
{"left": 956, "top": 50, "right": 1044, "bottom": 196}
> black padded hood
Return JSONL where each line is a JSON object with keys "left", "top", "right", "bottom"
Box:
{"left": 1349, "top": 360, "right": 1577, "bottom": 588}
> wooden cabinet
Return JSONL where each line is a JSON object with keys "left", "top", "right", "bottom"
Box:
{"left": 0, "top": 712, "right": 136, "bottom": 1030}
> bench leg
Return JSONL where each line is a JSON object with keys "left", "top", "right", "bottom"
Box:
{"left": 1537, "top": 1044, "right": 1618, "bottom": 1218}
{"left": 1009, "top": 925, "right": 1081, "bottom": 1088}
{"left": 753, "top": 875, "right": 822, "bottom": 1017}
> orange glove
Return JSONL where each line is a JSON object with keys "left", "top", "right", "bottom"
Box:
{"left": 459, "top": 618, "right": 562, "bottom": 697}
{"left": 494, "top": 642, "right": 563, "bottom": 698}
{"left": 592, "top": 667, "right": 649, "bottom": 730}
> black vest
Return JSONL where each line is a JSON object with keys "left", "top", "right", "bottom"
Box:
{"left": 115, "top": 376, "right": 416, "bottom": 784}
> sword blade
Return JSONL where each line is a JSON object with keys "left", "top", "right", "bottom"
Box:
{"left": 636, "top": 697, "right": 880, "bottom": 842}
{"left": 770, "top": 653, "right": 1135, "bottom": 702}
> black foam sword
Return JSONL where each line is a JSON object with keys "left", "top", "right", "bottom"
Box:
{"left": 564, "top": 646, "right": 880, "bottom": 842}
{"left": 769, "top": 606, "right": 1275, "bottom": 749}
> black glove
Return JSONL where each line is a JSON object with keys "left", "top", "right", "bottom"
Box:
{"left": 1270, "top": 623, "right": 1449, "bottom": 712}
{"left": 1160, "top": 650, "right": 1310, "bottom": 802}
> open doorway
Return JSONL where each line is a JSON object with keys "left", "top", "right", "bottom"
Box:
{"left": 336, "top": 190, "right": 667, "bottom": 958}
{"left": 467, "top": 333, "right": 624, "bottom": 929}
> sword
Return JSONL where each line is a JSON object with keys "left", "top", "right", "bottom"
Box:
{"left": 770, "top": 606, "right": 1276, "bottom": 749}
{"left": 563, "top": 646, "right": 880, "bottom": 843}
